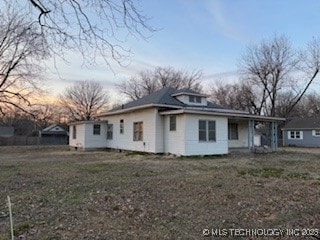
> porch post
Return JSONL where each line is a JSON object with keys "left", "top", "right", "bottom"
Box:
{"left": 248, "top": 119, "right": 255, "bottom": 151}
{"left": 270, "top": 121, "right": 278, "bottom": 151}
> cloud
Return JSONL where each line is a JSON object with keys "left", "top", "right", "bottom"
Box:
{"left": 206, "top": 0, "right": 247, "bottom": 42}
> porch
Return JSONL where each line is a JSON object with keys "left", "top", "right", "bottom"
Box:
{"left": 228, "top": 117, "right": 283, "bottom": 153}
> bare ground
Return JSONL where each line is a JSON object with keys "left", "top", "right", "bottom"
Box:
{"left": 0, "top": 146, "right": 320, "bottom": 239}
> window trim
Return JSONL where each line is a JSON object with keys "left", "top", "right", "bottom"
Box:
{"left": 107, "top": 123, "right": 113, "bottom": 140}
{"left": 189, "top": 95, "right": 201, "bottom": 103}
{"left": 312, "top": 129, "right": 320, "bottom": 137}
{"left": 288, "top": 131, "right": 303, "bottom": 140}
{"left": 93, "top": 124, "right": 101, "bottom": 135}
{"left": 120, "top": 119, "right": 124, "bottom": 134}
{"left": 169, "top": 116, "right": 176, "bottom": 131}
{"left": 133, "top": 122, "right": 143, "bottom": 141}
{"left": 72, "top": 125, "right": 76, "bottom": 139}
{"left": 199, "top": 120, "right": 216, "bottom": 142}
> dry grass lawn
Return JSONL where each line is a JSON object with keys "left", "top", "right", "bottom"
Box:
{"left": 0, "top": 146, "right": 320, "bottom": 239}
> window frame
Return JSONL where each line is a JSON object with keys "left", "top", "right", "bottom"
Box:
{"left": 313, "top": 129, "right": 320, "bottom": 136}
{"left": 133, "top": 122, "right": 143, "bottom": 141}
{"left": 228, "top": 123, "right": 239, "bottom": 140}
{"left": 169, "top": 116, "right": 176, "bottom": 131}
{"left": 120, "top": 119, "right": 124, "bottom": 134}
{"left": 189, "top": 95, "right": 201, "bottom": 103}
{"left": 107, "top": 124, "right": 113, "bottom": 140}
{"left": 72, "top": 125, "right": 76, "bottom": 139}
{"left": 199, "top": 120, "right": 216, "bottom": 142}
{"left": 288, "top": 131, "right": 303, "bottom": 140}
{"left": 93, "top": 124, "right": 101, "bottom": 135}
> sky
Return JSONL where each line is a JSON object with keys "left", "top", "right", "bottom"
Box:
{"left": 45, "top": 0, "right": 320, "bottom": 103}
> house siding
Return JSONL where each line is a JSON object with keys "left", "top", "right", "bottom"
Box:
{"left": 155, "top": 112, "right": 164, "bottom": 153}
{"left": 69, "top": 124, "right": 85, "bottom": 149}
{"left": 69, "top": 123, "right": 107, "bottom": 150}
{"left": 283, "top": 130, "right": 320, "bottom": 147}
{"left": 101, "top": 108, "right": 159, "bottom": 153}
{"left": 183, "top": 114, "right": 228, "bottom": 155}
{"left": 163, "top": 114, "right": 185, "bottom": 155}
{"left": 84, "top": 123, "right": 108, "bottom": 149}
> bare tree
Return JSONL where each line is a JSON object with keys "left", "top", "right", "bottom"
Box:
{"left": 239, "top": 34, "right": 320, "bottom": 117}
{"left": 0, "top": 5, "right": 48, "bottom": 116}
{"left": 59, "top": 80, "right": 109, "bottom": 121}
{"left": 209, "top": 81, "right": 263, "bottom": 114}
{"left": 117, "top": 66, "right": 203, "bottom": 100}
{"left": 5, "top": 0, "right": 153, "bottom": 67}
{"left": 276, "top": 91, "right": 320, "bottom": 118}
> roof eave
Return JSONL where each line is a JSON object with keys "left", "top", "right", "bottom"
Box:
{"left": 160, "top": 109, "right": 285, "bottom": 121}
{"left": 97, "top": 104, "right": 183, "bottom": 117}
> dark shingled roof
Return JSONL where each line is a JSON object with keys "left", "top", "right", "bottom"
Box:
{"left": 283, "top": 117, "right": 320, "bottom": 130}
{"left": 111, "top": 87, "right": 226, "bottom": 112}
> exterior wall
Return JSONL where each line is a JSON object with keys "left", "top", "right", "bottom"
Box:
{"left": 155, "top": 113, "right": 164, "bottom": 153}
{"left": 283, "top": 130, "right": 320, "bottom": 147}
{"left": 69, "top": 124, "right": 86, "bottom": 149}
{"left": 183, "top": 114, "right": 228, "bottom": 155}
{"left": 84, "top": 123, "right": 108, "bottom": 149}
{"left": 101, "top": 108, "right": 160, "bottom": 153}
{"left": 69, "top": 123, "right": 107, "bottom": 150}
{"left": 163, "top": 114, "right": 186, "bottom": 155}
{"left": 228, "top": 121, "right": 248, "bottom": 148}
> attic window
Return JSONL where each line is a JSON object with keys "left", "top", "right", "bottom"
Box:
{"left": 189, "top": 95, "right": 201, "bottom": 103}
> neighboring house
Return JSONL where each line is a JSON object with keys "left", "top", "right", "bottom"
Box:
{"left": 282, "top": 117, "right": 320, "bottom": 147}
{"left": 69, "top": 87, "right": 284, "bottom": 155}
{"left": 0, "top": 126, "right": 14, "bottom": 137}
{"left": 40, "top": 124, "right": 69, "bottom": 145}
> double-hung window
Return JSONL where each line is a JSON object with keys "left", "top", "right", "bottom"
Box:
{"left": 199, "top": 120, "right": 216, "bottom": 142}
{"left": 133, "top": 122, "right": 143, "bottom": 141}
{"left": 120, "top": 119, "right": 124, "bottom": 134}
{"left": 72, "top": 125, "right": 76, "bottom": 139}
{"left": 170, "top": 116, "right": 176, "bottom": 131}
{"left": 289, "top": 131, "right": 302, "bottom": 139}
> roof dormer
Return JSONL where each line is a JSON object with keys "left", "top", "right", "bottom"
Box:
{"left": 171, "top": 90, "right": 208, "bottom": 106}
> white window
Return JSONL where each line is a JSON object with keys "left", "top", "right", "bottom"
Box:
{"left": 199, "top": 120, "right": 216, "bottom": 142}
{"left": 228, "top": 123, "right": 238, "bottom": 140}
{"left": 107, "top": 124, "right": 113, "bottom": 139}
{"left": 133, "top": 122, "right": 143, "bottom": 141}
{"left": 93, "top": 124, "right": 101, "bottom": 135}
{"left": 169, "top": 116, "right": 176, "bottom": 131}
{"left": 288, "top": 131, "right": 303, "bottom": 139}
{"left": 120, "top": 119, "right": 124, "bottom": 134}
{"left": 312, "top": 129, "right": 320, "bottom": 136}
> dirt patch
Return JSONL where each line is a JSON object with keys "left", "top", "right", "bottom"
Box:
{"left": 0, "top": 146, "right": 320, "bottom": 239}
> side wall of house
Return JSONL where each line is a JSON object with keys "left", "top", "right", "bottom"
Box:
{"left": 163, "top": 114, "right": 186, "bottom": 155}
{"left": 228, "top": 121, "right": 249, "bottom": 148}
{"left": 69, "top": 124, "right": 86, "bottom": 149}
{"left": 102, "top": 108, "right": 159, "bottom": 153}
{"left": 154, "top": 112, "right": 164, "bottom": 153}
{"left": 83, "top": 123, "right": 108, "bottom": 149}
{"left": 283, "top": 130, "right": 320, "bottom": 147}
{"left": 183, "top": 114, "right": 228, "bottom": 155}
{"left": 69, "top": 123, "right": 108, "bottom": 150}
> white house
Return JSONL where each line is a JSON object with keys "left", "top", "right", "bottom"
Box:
{"left": 69, "top": 88, "right": 284, "bottom": 155}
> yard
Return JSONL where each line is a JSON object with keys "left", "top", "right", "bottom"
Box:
{"left": 0, "top": 146, "right": 320, "bottom": 239}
